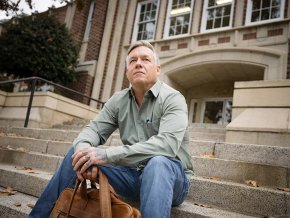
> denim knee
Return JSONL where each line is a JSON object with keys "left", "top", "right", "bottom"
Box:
{"left": 144, "top": 156, "right": 173, "bottom": 172}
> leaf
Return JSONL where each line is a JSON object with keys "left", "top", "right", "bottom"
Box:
{"left": 16, "top": 147, "right": 28, "bottom": 152}
{"left": 0, "top": 187, "right": 17, "bottom": 196}
{"left": 14, "top": 202, "right": 21, "bottom": 207}
{"left": 27, "top": 203, "right": 35, "bottom": 209}
{"left": 15, "top": 166, "right": 38, "bottom": 174}
{"left": 245, "top": 180, "right": 258, "bottom": 187}
{"left": 6, "top": 145, "right": 14, "bottom": 150}
{"left": 277, "top": 187, "right": 290, "bottom": 192}
{"left": 205, "top": 176, "right": 219, "bottom": 181}
{"left": 194, "top": 203, "right": 211, "bottom": 208}
{"left": 201, "top": 153, "right": 215, "bottom": 158}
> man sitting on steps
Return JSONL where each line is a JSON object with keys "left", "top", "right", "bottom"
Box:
{"left": 29, "top": 40, "right": 193, "bottom": 218}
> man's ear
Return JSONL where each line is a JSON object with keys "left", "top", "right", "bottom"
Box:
{"left": 156, "top": 65, "right": 161, "bottom": 76}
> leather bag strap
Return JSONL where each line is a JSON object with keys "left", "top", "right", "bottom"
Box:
{"left": 99, "top": 170, "right": 112, "bottom": 218}
{"left": 66, "top": 179, "right": 81, "bottom": 218}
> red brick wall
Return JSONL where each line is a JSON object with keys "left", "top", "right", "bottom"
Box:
{"left": 85, "top": 0, "right": 108, "bottom": 61}
{"left": 53, "top": 5, "right": 67, "bottom": 25}
{"left": 70, "top": 71, "right": 94, "bottom": 104}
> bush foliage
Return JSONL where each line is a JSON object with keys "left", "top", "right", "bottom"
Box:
{"left": 0, "top": 14, "right": 79, "bottom": 84}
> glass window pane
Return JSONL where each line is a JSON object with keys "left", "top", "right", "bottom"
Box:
{"left": 271, "top": 7, "right": 280, "bottom": 18}
{"left": 222, "top": 16, "right": 230, "bottom": 26}
{"left": 176, "top": 16, "right": 184, "bottom": 25}
{"left": 137, "top": 32, "right": 142, "bottom": 40}
{"left": 208, "top": 9, "right": 215, "bottom": 19}
{"left": 261, "top": 8, "right": 270, "bottom": 20}
{"left": 215, "top": 7, "right": 222, "bottom": 17}
{"left": 176, "top": 25, "right": 182, "bottom": 35}
{"left": 145, "top": 22, "right": 155, "bottom": 39}
{"left": 169, "top": 27, "right": 175, "bottom": 36}
{"left": 208, "top": 0, "right": 215, "bottom": 7}
{"left": 170, "top": 17, "right": 176, "bottom": 26}
{"left": 272, "top": 0, "right": 280, "bottom": 6}
{"left": 251, "top": 11, "right": 260, "bottom": 22}
{"left": 203, "top": 101, "right": 223, "bottom": 124}
{"left": 252, "top": 0, "right": 261, "bottom": 10}
{"left": 145, "top": 12, "right": 151, "bottom": 21}
{"left": 214, "top": 18, "right": 221, "bottom": 28}
{"left": 224, "top": 5, "right": 231, "bottom": 16}
{"left": 139, "top": 12, "right": 144, "bottom": 22}
{"left": 141, "top": 5, "right": 146, "bottom": 13}
{"left": 147, "top": 3, "right": 152, "bottom": 11}
{"left": 183, "top": 23, "right": 189, "bottom": 33}
{"left": 151, "top": 10, "right": 156, "bottom": 19}
{"left": 206, "top": 19, "right": 213, "bottom": 29}
{"left": 262, "top": 0, "right": 270, "bottom": 8}
{"left": 184, "top": 14, "right": 190, "bottom": 23}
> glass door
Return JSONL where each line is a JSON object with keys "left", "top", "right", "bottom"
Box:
{"left": 201, "top": 98, "right": 232, "bottom": 125}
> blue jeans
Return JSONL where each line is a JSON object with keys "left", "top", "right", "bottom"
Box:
{"left": 29, "top": 147, "right": 190, "bottom": 218}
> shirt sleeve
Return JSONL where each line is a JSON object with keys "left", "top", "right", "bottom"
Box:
{"left": 106, "top": 92, "right": 188, "bottom": 166}
{"left": 72, "top": 95, "right": 118, "bottom": 151}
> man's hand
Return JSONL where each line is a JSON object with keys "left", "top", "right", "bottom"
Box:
{"left": 72, "top": 147, "right": 108, "bottom": 181}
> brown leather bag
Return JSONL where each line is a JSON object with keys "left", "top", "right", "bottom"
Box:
{"left": 49, "top": 171, "right": 141, "bottom": 218}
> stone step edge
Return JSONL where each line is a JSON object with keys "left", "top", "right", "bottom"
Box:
{"left": 1, "top": 165, "right": 289, "bottom": 216}
{"left": 0, "top": 163, "right": 287, "bottom": 199}
{"left": 1, "top": 147, "right": 288, "bottom": 189}
{"left": 0, "top": 187, "right": 256, "bottom": 218}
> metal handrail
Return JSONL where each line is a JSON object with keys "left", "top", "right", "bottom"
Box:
{"left": 0, "top": 76, "right": 105, "bottom": 127}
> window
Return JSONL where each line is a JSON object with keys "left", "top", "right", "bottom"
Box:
{"left": 83, "top": 1, "right": 95, "bottom": 41}
{"left": 132, "top": 0, "right": 159, "bottom": 41}
{"left": 201, "top": 98, "right": 232, "bottom": 125}
{"left": 201, "top": 0, "right": 234, "bottom": 32}
{"left": 246, "top": 0, "right": 285, "bottom": 25}
{"left": 164, "top": 0, "right": 194, "bottom": 37}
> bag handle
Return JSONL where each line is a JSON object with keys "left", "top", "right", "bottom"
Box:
{"left": 66, "top": 179, "right": 81, "bottom": 218}
{"left": 99, "top": 170, "right": 112, "bottom": 218}
{"left": 65, "top": 171, "right": 112, "bottom": 218}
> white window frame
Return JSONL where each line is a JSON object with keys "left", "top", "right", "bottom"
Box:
{"left": 201, "top": 0, "right": 235, "bottom": 33}
{"left": 132, "top": 0, "right": 159, "bottom": 42}
{"left": 83, "top": 0, "right": 95, "bottom": 41}
{"left": 163, "top": 0, "right": 194, "bottom": 39}
{"left": 188, "top": 99, "right": 198, "bottom": 123}
{"left": 245, "top": 0, "right": 285, "bottom": 26}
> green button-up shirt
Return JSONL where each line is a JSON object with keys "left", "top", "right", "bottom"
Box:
{"left": 73, "top": 80, "right": 193, "bottom": 178}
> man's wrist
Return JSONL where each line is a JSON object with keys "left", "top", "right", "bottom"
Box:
{"left": 74, "top": 142, "right": 91, "bottom": 152}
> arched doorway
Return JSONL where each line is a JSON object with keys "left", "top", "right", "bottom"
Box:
{"left": 160, "top": 47, "right": 283, "bottom": 126}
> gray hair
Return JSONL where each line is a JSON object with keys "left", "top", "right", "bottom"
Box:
{"left": 126, "top": 40, "right": 160, "bottom": 66}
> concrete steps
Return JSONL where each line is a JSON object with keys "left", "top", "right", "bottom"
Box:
{"left": 0, "top": 186, "right": 37, "bottom": 218}
{"left": 0, "top": 126, "right": 289, "bottom": 217}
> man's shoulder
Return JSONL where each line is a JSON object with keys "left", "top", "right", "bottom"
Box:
{"left": 111, "top": 88, "right": 130, "bottom": 99}
{"left": 159, "top": 82, "right": 182, "bottom": 98}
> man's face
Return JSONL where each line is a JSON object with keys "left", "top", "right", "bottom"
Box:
{"left": 126, "top": 46, "right": 160, "bottom": 90}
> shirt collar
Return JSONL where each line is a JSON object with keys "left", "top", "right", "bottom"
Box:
{"left": 128, "top": 80, "right": 162, "bottom": 98}
{"left": 149, "top": 80, "right": 162, "bottom": 98}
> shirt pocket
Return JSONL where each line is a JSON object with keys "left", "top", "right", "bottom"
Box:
{"left": 146, "top": 118, "right": 160, "bottom": 136}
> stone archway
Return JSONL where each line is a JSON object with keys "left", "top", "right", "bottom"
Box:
{"left": 159, "top": 47, "right": 286, "bottom": 125}
{"left": 160, "top": 47, "right": 286, "bottom": 93}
